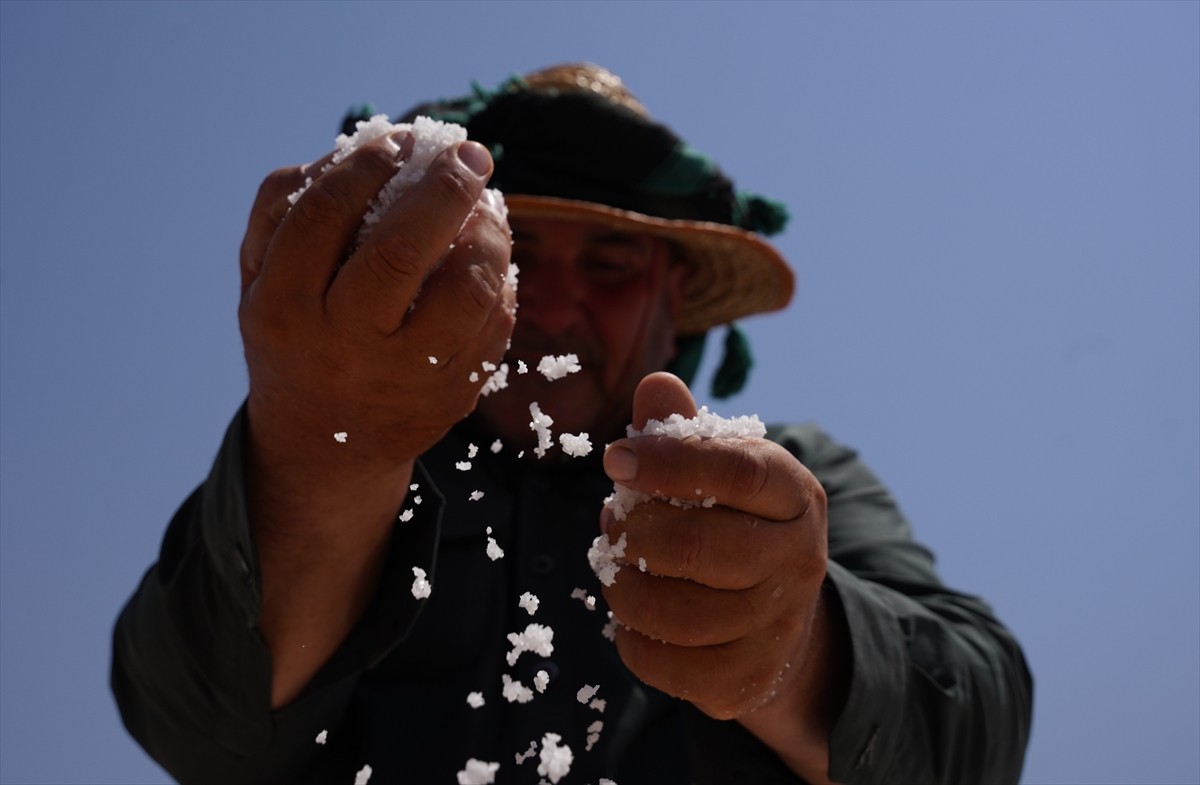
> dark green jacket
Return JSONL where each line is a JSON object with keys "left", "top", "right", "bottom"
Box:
{"left": 112, "top": 408, "right": 1032, "bottom": 784}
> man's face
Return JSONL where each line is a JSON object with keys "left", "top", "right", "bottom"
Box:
{"left": 472, "top": 216, "right": 685, "bottom": 453}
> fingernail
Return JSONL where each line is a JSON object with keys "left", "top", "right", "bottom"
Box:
{"left": 456, "top": 141, "right": 492, "bottom": 177}
{"left": 604, "top": 445, "right": 638, "bottom": 482}
{"left": 388, "top": 130, "right": 413, "bottom": 162}
{"left": 599, "top": 506, "right": 614, "bottom": 536}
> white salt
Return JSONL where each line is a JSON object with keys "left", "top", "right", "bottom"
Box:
{"left": 576, "top": 684, "right": 600, "bottom": 704}
{"left": 456, "top": 461, "right": 472, "bottom": 471}
{"left": 537, "top": 733, "right": 574, "bottom": 783}
{"left": 559, "top": 432, "right": 593, "bottom": 458}
{"left": 518, "top": 591, "right": 540, "bottom": 615}
{"left": 590, "top": 698, "right": 607, "bottom": 713}
{"left": 409, "top": 483, "right": 419, "bottom": 491}
{"left": 601, "top": 612, "right": 619, "bottom": 642}
{"left": 515, "top": 740, "right": 538, "bottom": 765}
{"left": 411, "top": 567, "right": 432, "bottom": 599}
{"left": 315, "top": 729, "right": 327, "bottom": 745}
{"left": 333, "top": 431, "right": 348, "bottom": 443}
{"left": 570, "top": 588, "right": 597, "bottom": 611}
{"left": 429, "top": 356, "right": 439, "bottom": 365}
{"left": 501, "top": 674, "right": 534, "bottom": 704}
{"left": 486, "top": 536, "right": 505, "bottom": 561}
{"left": 637, "top": 557, "right": 648, "bottom": 572}
{"left": 529, "top": 402, "right": 554, "bottom": 459}
{"left": 456, "top": 759, "right": 500, "bottom": 785}
{"left": 587, "top": 531, "right": 627, "bottom": 587}
{"left": 398, "top": 508, "right": 414, "bottom": 523}
{"left": 469, "top": 490, "right": 484, "bottom": 501}
{"left": 506, "top": 623, "right": 554, "bottom": 666}
{"left": 480, "top": 362, "right": 510, "bottom": 396}
{"left": 467, "top": 443, "right": 479, "bottom": 458}
{"left": 466, "top": 691, "right": 485, "bottom": 708}
{"left": 354, "top": 764, "right": 373, "bottom": 785}
{"left": 536, "top": 353, "right": 581, "bottom": 381}
{"left": 517, "top": 360, "right": 528, "bottom": 374}
{"left": 534, "top": 670, "right": 550, "bottom": 693}
{"left": 489, "top": 439, "right": 503, "bottom": 454}
{"left": 469, "top": 371, "right": 480, "bottom": 383}
{"left": 585, "top": 720, "right": 604, "bottom": 752}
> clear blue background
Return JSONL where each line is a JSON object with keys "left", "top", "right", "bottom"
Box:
{"left": 2, "top": 2, "right": 1197, "bottom": 783}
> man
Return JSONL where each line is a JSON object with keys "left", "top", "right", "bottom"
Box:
{"left": 112, "top": 64, "right": 1032, "bottom": 784}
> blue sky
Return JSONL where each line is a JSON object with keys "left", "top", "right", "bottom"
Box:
{"left": 1, "top": 2, "right": 1197, "bottom": 783}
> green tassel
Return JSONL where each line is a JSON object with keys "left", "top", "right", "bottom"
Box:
{"left": 667, "top": 333, "right": 707, "bottom": 388}
{"left": 733, "top": 192, "right": 789, "bottom": 237}
{"left": 711, "top": 324, "right": 753, "bottom": 399}
{"left": 339, "top": 102, "right": 378, "bottom": 136}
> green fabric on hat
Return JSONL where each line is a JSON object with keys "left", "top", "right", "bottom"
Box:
{"left": 710, "top": 324, "right": 754, "bottom": 399}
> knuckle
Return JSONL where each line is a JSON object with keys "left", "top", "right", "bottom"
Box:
{"left": 728, "top": 443, "right": 770, "bottom": 500}
{"left": 426, "top": 164, "right": 478, "bottom": 213}
{"left": 668, "top": 518, "right": 705, "bottom": 576}
{"left": 294, "top": 177, "right": 355, "bottom": 227}
{"left": 366, "top": 234, "right": 427, "bottom": 285}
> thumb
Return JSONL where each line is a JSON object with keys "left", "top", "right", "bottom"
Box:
{"left": 631, "top": 372, "right": 699, "bottom": 431}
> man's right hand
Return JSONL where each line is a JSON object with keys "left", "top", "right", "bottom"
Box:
{"left": 234, "top": 132, "right": 515, "bottom": 708}
{"left": 239, "top": 132, "right": 515, "bottom": 476}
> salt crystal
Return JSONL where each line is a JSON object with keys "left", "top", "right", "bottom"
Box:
{"left": 585, "top": 720, "right": 604, "bottom": 752}
{"left": 536, "top": 353, "right": 581, "bottom": 381}
{"left": 537, "top": 733, "right": 574, "bottom": 783}
{"left": 480, "top": 362, "right": 510, "bottom": 396}
{"left": 529, "top": 402, "right": 554, "bottom": 459}
{"left": 481, "top": 361, "right": 497, "bottom": 372}
{"left": 570, "top": 587, "right": 597, "bottom": 611}
{"left": 429, "top": 356, "right": 439, "bottom": 364}
{"left": 558, "top": 432, "right": 593, "bottom": 458}
{"left": 600, "top": 780, "right": 618, "bottom": 785}
{"left": 414, "top": 495, "right": 423, "bottom": 505}
{"left": 589, "top": 698, "right": 607, "bottom": 712}
{"left": 486, "top": 536, "right": 505, "bottom": 561}
{"left": 637, "top": 557, "right": 648, "bottom": 572}
{"left": 576, "top": 685, "right": 599, "bottom": 704}
{"left": 506, "top": 623, "right": 554, "bottom": 666}
{"left": 354, "top": 764, "right": 373, "bottom": 785}
{"left": 518, "top": 592, "right": 540, "bottom": 615}
{"left": 534, "top": 670, "right": 550, "bottom": 693}
{"left": 333, "top": 432, "right": 348, "bottom": 443}
{"left": 515, "top": 740, "right": 539, "bottom": 765}
{"left": 456, "top": 759, "right": 500, "bottom": 785}
{"left": 409, "top": 483, "right": 419, "bottom": 491}
{"left": 315, "top": 729, "right": 328, "bottom": 745}
{"left": 469, "top": 371, "right": 480, "bottom": 383}
{"left": 467, "top": 443, "right": 479, "bottom": 458}
{"left": 456, "top": 461, "right": 472, "bottom": 471}
{"left": 411, "top": 567, "right": 432, "bottom": 599}
{"left": 466, "top": 691, "right": 485, "bottom": 708}
{"left": 490, "top": 439, "right": 503, "bottom": 454}
{"left": 587, "top": 531, "right": 627, "bottom": 586}
{"left": 398, "top": 508, "right": 414, "bottom": 522}
{"left": 517, "top": 360, "right": 528, "bottom": 374}
{"left": 501, "top": 674, "right": 534, "bottom": 704}
{"left": 601, "top": 612, "right": 619, "bottom": 641}
{"left": 469, "top": 490, "right": 484, "bottom": 501}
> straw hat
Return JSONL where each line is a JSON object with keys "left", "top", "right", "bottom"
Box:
{"left": 395, "top": 63, "right": 796, "bottom": 337}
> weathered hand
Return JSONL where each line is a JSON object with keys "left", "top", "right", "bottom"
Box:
{"left": 239, "top": 133, "right": 515, "bottom": 473}
{"left": 600, "top": 372, "right": 829, "bottom": 721}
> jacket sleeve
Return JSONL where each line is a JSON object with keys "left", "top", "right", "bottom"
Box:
{"left": 680, "top": 424, "right": 1032, "bottom": 785}
{"left": 779, "top": 423, "right": 1032, "bottom": 784}
{"left": 110, "top": 404, "right": 443, "bottom": 785}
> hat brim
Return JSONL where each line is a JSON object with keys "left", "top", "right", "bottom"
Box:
{"left": 502, "top": 194, "right": 795, "bottom": 335}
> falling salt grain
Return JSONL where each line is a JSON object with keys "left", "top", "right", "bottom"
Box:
{"left": 515, "top": 740, "right": 538, "bottom": 765}
{"left": 576, "top": 684, "right": 599, "bottom": 704}
{"left": 490, "top": 439, "right": 503, "bottom": 454}
{"left": 638, "top": 557, "right": 648, "bottom": 572}
{"left": 354, "top": 764, "right": 373, "bottom": 785}
{"left": 559, "top": 432, "right": 593, "bottom": 458}
{"left": 456, "top": 759, "right": 501, "bottom": 785}
{"left": 517, "top": 360, "right": 529, "bottom": 374}
{"left": 398, "top": 509, "right": 414, "bottom": 523}
{"left": 536, "top": 733, "right": 574, "bottom": 783}
{"left": 506, "top": 623, "right": 554, "bottom": 666}
{"left": 534, "top": 670, "right": 550, "bottom": 693}
{"left": 411, "top": 567, "right": 432, "bottom": 599}
{"left": 409, "top": 483, "right": 419, "bottom": 491}
{"left": 518, "top": 591, "right": 540, "bottom": 615}
{"left": 570, "top": 587, "right": 597, "bottom": 611}
{"left": 529, "top": 402, "right": 554, "bottom": 459}
{"left": 469, "top": 490, "right": 485, "bottom": 501}
{"left": 456, "top": 461, "right": 472, "bottom": 471}
{"left": 333, "top": 432, "right": 348, "bottom": 443}
{"left": 486, "top": 535, "right": 505, "bottom": 561}
{"left": 537, "top": 353, "right": 581, "bottom": 381}
{"left": 501, "top": 674, "right": 534, "bottom": 704}
{"left": 469, "top": 371, "right": 480, "bottom": 383}
{"left": 466, "top": 691, "right": 485, "bottom": 708}
{"left": 587, "top": 531, "right": 627, "bottom": 586}
{"left": 429, "top": 356, "right": 439, "bottom": 365}
{"left": 585, "top": 720, "right": 604, "bottom": 752}
{"left": 315, "top": 729, "right": 328, "bottom": 745}
{"left": 468, "top": 443, "right": 479, "bottom": 458}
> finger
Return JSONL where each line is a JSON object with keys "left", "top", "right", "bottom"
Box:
{"left": 613, "top": 624, "right": 800, "bottom": 720}
{"left": 600, "top": 569, "right": 779, "bottom": 647}
{"left": 239, "top": 165, "right": 307, "bottom": 292}
{"left": 631, "top": 371, "right": 698, "bottom": 430}
{"left": 402, "top": 190, "right": 513, "bottom": 357}
{"left": 606, "top": 434, "right": 816, "bottom": 522}
{"left": 257, "top": 133, "right": 409, "bottom": 307}
{"left": 326, "top": 141, "right": 494, "bottom": 335}
{"left": 603, "top": 501, "right": 821, "bottom": 589}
